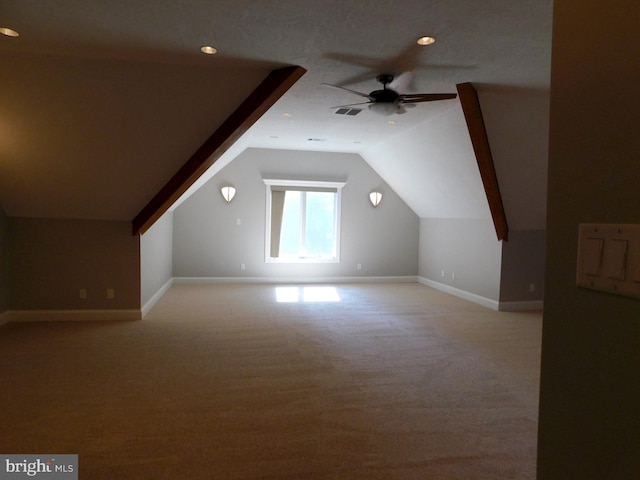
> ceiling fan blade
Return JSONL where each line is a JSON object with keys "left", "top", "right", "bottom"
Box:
{"left": 321, "top": 83, "right": 370, "bottom": 98}
{"left": 388, "top": 71, "right": 416, "bottom": 94}
{"left": 402, "top": 93, "right": 457, "bottom": 103}
{"left": 331, "top": 102, "right": 371, "bottom": 109}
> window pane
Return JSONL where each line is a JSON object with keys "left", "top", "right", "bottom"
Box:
{"left": 279, "top": 191, "right": 302, "bottom": 257}
{"left": 265, "top": 180, "right": 341, "bottom": 263}
{"left": 304, "top": 191, "right": 335, "bottom": 257}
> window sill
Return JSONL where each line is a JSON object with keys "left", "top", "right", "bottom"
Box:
{"left": 266, "top": 257, "right": 339, "bottom": 264}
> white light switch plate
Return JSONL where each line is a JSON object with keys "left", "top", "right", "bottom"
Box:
{"left": 576, "top": 223, "right": 640, "bottom": 299}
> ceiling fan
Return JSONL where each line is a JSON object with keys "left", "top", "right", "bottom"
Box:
{"left": 322, "top": 72, "right": 457, "bottom": 116}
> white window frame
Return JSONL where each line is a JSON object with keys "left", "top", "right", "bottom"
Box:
{"left": 263, "top": 179, "right": 345, "bottom": 264}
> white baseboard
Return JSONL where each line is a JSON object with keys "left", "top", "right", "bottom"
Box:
{"left": 418, "top": 277, "right": 544, "bottom": 311}
{"left": 141, "top": 278, "right": 174, "bottom": 318}
{"left": 418, "top": 277, "right": 500, "bottom": 310}
{"left": 173, "top": 276, "right": 418, "bottom": 285}
{"left": 1, "top": 277, "right": 542, "bottom": 325}
{"left": 1, "top": 277, "right": 417, "bottom": 325}
{"left": 3, "top": 309, "right": 141, "bottom": 323}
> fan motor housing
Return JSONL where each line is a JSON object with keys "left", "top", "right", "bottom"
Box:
{"left": 369, "top": 89, "right": 400, "bottom": 103}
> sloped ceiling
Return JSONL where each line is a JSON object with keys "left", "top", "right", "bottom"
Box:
{"left": 362, "top": 102, "right": 489, "bottom": 219}
{"left": 0, "top": 0, "right": 552, "bottom": 226}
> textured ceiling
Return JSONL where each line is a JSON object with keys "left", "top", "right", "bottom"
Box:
{"left": 0, "top": 0, "right": 553, "bottom": 222}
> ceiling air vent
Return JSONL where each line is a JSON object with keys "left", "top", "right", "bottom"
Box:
{"left": 334, "top": 107, "right": 362, "bottom": 116}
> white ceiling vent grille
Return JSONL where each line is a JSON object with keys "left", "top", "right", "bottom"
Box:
{"left": 334, "top": 108, "right": 362, "bottom": 116}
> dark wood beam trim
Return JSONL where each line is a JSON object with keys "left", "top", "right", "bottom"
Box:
{"left": 132, "top": 65, "right": 307, "bottom": 235}
{"left": 456, "top": 82, "right": 509, "bottom": 241}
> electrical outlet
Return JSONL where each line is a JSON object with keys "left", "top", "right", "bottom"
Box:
{"left": 79, "top": 288, "right": 87, "bottom": 299}
{"left": 357, "top": 263, "right": 362, "bottom": 270}
{"left": 106, "top": 288, "right": 115, "bottom": 299}
{"left": 240, "top": 263, "right": 246, "bottom": 270}
{"left": 236, "top": 218, "right": 241, "bottom": 226}
{"left": 441, "top": 269, "right": 445, "bottom": 277}
{"left": 452, "top": 272, "right": 455, "bottom": 280}
{"left": 529, "top": 283, "right": 535, "bottom": 292}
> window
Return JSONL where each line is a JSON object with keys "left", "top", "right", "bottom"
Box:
{"left": 264, "top": 179, "right": 345, "bottom": 263}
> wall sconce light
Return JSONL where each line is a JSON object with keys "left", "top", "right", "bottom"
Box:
{"left": 221, "top": 185, "right": 236, "bottom": 203}
{"left": 369, "top": 191, "right": 383, "bottom": 207}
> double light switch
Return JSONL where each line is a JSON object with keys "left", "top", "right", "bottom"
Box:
{"left": 576, "top": 224, "right": 640, "bottom": 299}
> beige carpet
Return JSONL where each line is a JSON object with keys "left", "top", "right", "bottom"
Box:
{"left": 0, "top": 283, "right": 541, "bottom": 479}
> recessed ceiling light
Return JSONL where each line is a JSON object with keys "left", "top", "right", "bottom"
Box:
{"left": 282, "top": 112, "right": 292, "bottom": 117}
{"left": 0, "top": 27, "right": 20, "bottom": 37}
{"left": 417, "top": 36, "right": 435, "bottom": 46}
{"left": 388, "top": 120, "right": 396, "bottom": 125}
{"left": 200, "top": 45, "right": 217, "bottom": 55}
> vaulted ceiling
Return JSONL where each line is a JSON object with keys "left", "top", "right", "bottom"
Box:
{"left": 0, "top": 1, "right": 552, "bottom": 228}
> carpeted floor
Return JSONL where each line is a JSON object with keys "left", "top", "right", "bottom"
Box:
{"left": 0, "top": 283, "right": 541, "bottom": 479}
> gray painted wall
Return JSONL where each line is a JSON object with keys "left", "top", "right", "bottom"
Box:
{"left": 479, "top": 89, "right": 550, "bottom": 231}
{"left": 140, "top": 212, "right": 173, "bottom": 306}
{"left": 173, "top": 148, "right": 419, "bottom": 279}
{"left": 9, "top": 218, "right": 140, "bottom": 310}
{"left": 499, "top": 229, "right": 546, "bottom": 303}
{"left": 538, "top": 1, "right": 640, "bottom": 478}
{"left": 418, "top": 218, "right": 502, "bottom": 301}
{"left": 0, "top": 206, "right": 9, "bottom": 314}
